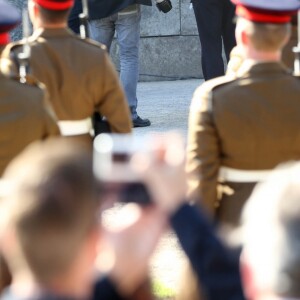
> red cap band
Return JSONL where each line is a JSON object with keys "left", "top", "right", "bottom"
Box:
{"left": 34, "top": 0, "right": 74, "bottom": 10}
{"left": 236, "top": 5, "right": 292, "bottom": 23}
{"left": 0, "top": 33, "right": 10, "bottom": 45}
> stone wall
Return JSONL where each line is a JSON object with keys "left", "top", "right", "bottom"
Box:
{"left": 112, "top": 1, "right": 203, "bottom": 81}
{"left": 8, "top": 0, "right": 203, "bottom": 81}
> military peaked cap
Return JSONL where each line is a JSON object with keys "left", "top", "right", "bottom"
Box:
{"left": 232, "top": 0, "right": 300, "bottom": 23}
{"left": 34, "top": 0, "right": 74, "bottom": 11}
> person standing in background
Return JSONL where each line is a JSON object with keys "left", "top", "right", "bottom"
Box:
{"left": 191, "top": 0, "right": 236, "bottom": 80}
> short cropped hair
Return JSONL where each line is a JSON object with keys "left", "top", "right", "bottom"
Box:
{"left": 238, "top": 18, "right": 291, "bottom": 52}
{"left": 38, "top": 5, "right": 70, "bottom": 24}
{"left": 242, "top": 162, "right": 300, "bottom": 298}
{"left": 1, "top": 140, "right": 99, "bottom": 284}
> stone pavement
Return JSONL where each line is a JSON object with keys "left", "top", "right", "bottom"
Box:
{"left": 133, "top": 79, "right": 203, "bottom": 139}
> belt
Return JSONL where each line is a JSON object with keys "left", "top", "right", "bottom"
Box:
{"left": 58, "top": 118, "right": 92, "bottom": 136}
{"left": 118, "top": 4, "right": 139, "bottom": 15}
{"left": 218, "top": 167, "right": 272, "bottom": 183}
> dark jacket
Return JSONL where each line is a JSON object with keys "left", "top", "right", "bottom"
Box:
{"left": 69, "top": 0, "right": 152, "bottom": 23}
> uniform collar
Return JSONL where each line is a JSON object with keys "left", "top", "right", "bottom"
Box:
{"left": 30, "top": 27, "right": 75, "bottom": 40}
{"left": 236, "top": 59, "right": 289, "bottom": 78}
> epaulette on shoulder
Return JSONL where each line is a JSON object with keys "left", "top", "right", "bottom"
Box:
{"left": 75, "top": 36, "right": 107, "bottom": 51}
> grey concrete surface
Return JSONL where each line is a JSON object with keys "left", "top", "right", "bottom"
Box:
{"left": 133, "top": 79, "right": 203, "bottom": 139}
{"left": 111, "top": 36, "right": 203, "bottom": 81}
{"left": 140, "top": 0, "right": 181, "bottom": 37}
{"left": 181, "top": 0, "right": 198, "bottom": 35}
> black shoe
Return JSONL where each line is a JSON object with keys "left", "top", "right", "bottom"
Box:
{"left": 133, "top": 116, "right": 151, "bottom": 128}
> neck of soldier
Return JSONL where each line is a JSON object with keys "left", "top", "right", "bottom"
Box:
{"left": 33, "top": 19, "right": 67, "bottom": 30}
{"left": 244, "top": 46, "right": 282, "bottom": 63}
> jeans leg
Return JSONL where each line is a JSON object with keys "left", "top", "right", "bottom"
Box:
{"left": 89, "top": 15, "right": 116, "bottom": 51}
{"left": 115, "top": 7, "right": 141, "bottom": 120}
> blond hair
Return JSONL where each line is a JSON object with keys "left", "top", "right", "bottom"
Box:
{"left": 2, "top": 140, "right": 99, "bottom": 284}
{"left": 239, "top": 18, "right": 291, "bottom": 52}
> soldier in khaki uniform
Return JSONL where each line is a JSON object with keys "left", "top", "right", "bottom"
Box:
{"left": 186, "top": 0, "right": 300, "bottom": 226}
{"left": 1, "top": 0, "right": 132, "bottom": 144}
{"left": 0, "top": 0, "right": 60, "bottom": 292}
{"left": 0, "top": 2, "right": 60, "bottom": 177}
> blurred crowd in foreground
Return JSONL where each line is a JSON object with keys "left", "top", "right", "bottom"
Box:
{"left": 1, "top": 0, "right": 300, "bottom": 299}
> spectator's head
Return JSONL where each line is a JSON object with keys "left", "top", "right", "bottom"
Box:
{"left": 0, "top": 0, "right": 20, "bottom": 52}
{"left": 0, "top": 140, "right": 100, "bottom": 298}
{"left": 232, "top": 0, "right": 300, "bottom": 58}
{"left": 240, "top": 162, "right": 300, "bottom": 300}
{"left": 28, "top": 0, "right": 73, "bottom": 29}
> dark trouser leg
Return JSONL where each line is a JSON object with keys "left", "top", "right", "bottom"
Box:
{"left": 68, "top": 0, "right": 82, "bottom": 35}
{"left": 222, "top": 0, "right": 236, "bottom": 62}
{"left": 192, "top": 0, "right": 224, "bottom": 80}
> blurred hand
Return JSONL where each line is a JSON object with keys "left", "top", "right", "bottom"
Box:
{"left": 131, "top": 133, "right": 188, "bottom": 214}
{"left": 96, "top": 204, "right": 167, "bottom": 296}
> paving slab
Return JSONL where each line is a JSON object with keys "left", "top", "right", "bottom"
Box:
{"left": 133, "top": 79, "right": 203, "bottom": 139}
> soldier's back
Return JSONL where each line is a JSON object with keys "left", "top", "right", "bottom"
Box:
{"left": 213, "top": 62, "right": 300, "bottom": 169}
{"left": 214, "top": 62, "right": 300, "bottom": 224}
{"left": 188, "top": 61, "right": 300, "bottom": 225}
{"left": 1, "top": 27, "right": 132, "bottom": 134}
{"left": 0, "top": 74, "right": 59, "bottom": 175}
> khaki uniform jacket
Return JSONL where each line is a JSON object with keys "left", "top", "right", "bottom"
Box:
{"left": 1, "top": 28, "right": 132, "bottom": 138}
{"left": 187, "top": 61, "right": 300, "bottom": 226}
{"left": 0, "top": 73, "right": 60, "bottom": 176}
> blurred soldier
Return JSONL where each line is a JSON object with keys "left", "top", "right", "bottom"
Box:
{"left": 0, "top": 140, "right": 165, "bottom": 300}
{"left": 186, "top": 0, "right": 300, "bottom": 226}
{"left": 191, "top": 0, "right": 236, "bottom": 80}
{"left": 1, "top": 0, "right": 132, "bottom": 145}
{"left": 0, "top": 0, "right": 59, "bottom": 292}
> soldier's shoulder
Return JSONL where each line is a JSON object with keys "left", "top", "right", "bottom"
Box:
{"left": 191, "top": 75, "right": 236, "bottom": 112}
{"left": 194, "top": 75, "right": 237, "bottom": 99}
{"left": 73, "top": 36, "right": 107, "bottom": 52}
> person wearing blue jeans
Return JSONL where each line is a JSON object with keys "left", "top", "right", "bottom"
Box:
{"left": 89, "top": 4, "right": 150, "bottom": 127}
